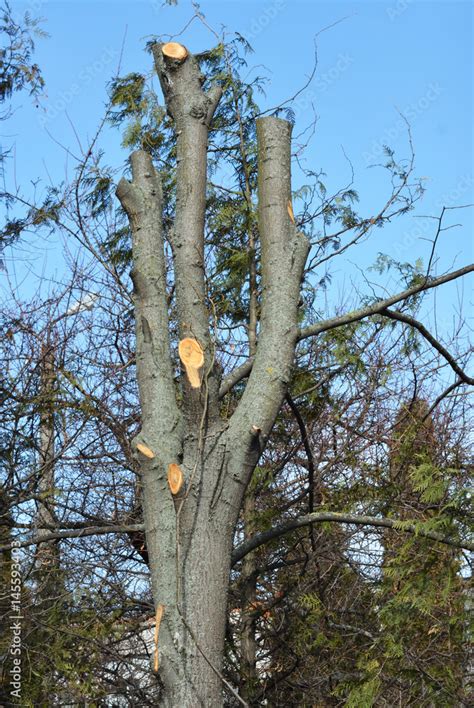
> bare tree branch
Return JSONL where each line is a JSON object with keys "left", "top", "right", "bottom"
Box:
{"left": 0, "top": 524, "right": 145, "bottom": 552}
{"left": 380, "top": 308, "right": 474, "bottom": 385}
{"left": 285, "top": 393, "right": 316, "bottom": 524}
{"left": 299, "top": 264, "right": 474, "bottom": 341}
{"left": 231, "top": 511, "right": 474, "bottom": 565}
{"left": 423, "top": 379, "right": 467, "bottom": 420}
{"left": 219, "top": 357, "right": 254, "bottom": 399}
{"left": 220, "top": 264, "right": 474, "bottom": 395}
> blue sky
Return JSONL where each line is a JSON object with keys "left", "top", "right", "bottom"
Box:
{"left": 2, "top": 0, "right": 473, "bottom": 332}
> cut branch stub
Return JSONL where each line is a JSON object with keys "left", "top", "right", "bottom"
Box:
{"left": 287, "top": 200, "right": 295, "bottom": 224}
{"left": 136, "top": 442, "right": 155, "bottom": 459}
{"left": 178, "top": 337, "right": 204, "bottom": 388}
{"left": 167, "top": 463, "right": 184, "bottom": 495}
{"left": 153, "top": 604, "right": 165, "bottom": 672}
{"left": 161, "top": 42, "right": 188, "bottom": 62}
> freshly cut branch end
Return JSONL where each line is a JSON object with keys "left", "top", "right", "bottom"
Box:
{"left": 178, "top": 337, "right": 204, "bottom": 388}
{"left": 153, "top": 604, "right": 165, "bottom": 672}
{"left": 136, "top": 442, "right": 155, "bottom": 459}
{"left": 162, "top": 42, "right": 188, "bottom": 61}
{"left": 167, "top": 463, "right": 184, "bottom": 495}
{"left": 287, "top": 200, "right": 295, "bottom": 224}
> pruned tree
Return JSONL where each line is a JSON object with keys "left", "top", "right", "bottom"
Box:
{"left": 115, "top": 40, "right": 309, "bottom": 706}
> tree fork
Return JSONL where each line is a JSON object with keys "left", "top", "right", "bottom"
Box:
{"left": 117, "top": 63, "right": 310, "bottom": 707}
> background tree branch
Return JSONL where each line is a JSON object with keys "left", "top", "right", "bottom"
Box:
{"left": 232, "top": 511, "right": 474, "bottom": 565}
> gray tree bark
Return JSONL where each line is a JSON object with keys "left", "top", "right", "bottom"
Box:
{"left": 117, "top": 43, "right": 309, "bottom": 707}
{"left": 36, "top": 341, "right": 61, "bottom": 603}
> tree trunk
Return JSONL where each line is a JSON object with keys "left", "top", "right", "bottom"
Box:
{"left": 116, "top": 42, "right": 309, "bottom": 706}
{"left": 36, "top": 340, "right": 61, "bottom": 604}
{"left": 138, "top": 435, "right": 235, "bottom": 707}
{"left": 240, "top": 490, "right": 258, "bottom": 702}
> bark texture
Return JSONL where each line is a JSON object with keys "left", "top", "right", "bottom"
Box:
{"left": 117, "top": 44, "right": 309, "bottom": 706}
{"left": 36, "top": 342, "right": 61, "bottom": 602}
